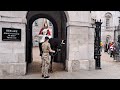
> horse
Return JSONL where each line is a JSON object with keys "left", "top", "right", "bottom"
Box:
{"left": 48, "top": 38, "right": 64, "bottom": 72}
{"left": 40, "top": 37, "right": 65, "bottom": 72}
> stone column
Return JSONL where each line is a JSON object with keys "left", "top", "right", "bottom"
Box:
{"left": 88, "top": 27, "right": 95, "bottom": 70}
{"left": 65, "top": 21, "right": 95, "bottom": 72}
{"left": 0, "top": 16, "right": 26, "bottom": 76}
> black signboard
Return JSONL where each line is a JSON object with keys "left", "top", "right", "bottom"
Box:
{"left": 2, "top": 28, "right": 21, "bottom": 41}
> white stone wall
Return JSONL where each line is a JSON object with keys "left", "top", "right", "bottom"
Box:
{"left": 66, "top": 11, "right": 95, "bottom": 72}
{"left": 0, "top": 11, "right": 95, "bottom": 75}
{"left": 66, "top": 24, "right": 94, "bottom": 71}
{"left": 0, "top": 11, "right": 27, "bottom": 18}
{"left": 0, "top": 13, "right": 26, "bottom": 76}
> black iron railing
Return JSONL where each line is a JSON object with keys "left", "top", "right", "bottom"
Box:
{"left": 94, "top": 20, "right": 102, "bottom": 69}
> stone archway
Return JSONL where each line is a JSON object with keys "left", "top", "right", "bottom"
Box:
{"left": 106, "top": 35, "right": 112, "bottom": 43}
{"left": 26, "top": 11, "right": 67, "bottom": 72}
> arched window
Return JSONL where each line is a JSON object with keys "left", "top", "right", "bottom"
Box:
{"left": 106, "top": 35, "right": 111, "bottom": 43}
{"left": 105, "top": 12, "right": 112, "bottom": 29}
{"left": 118, "top": 17, "right": 120, "bottom": 25}
{"left": 106, "top": 18, "right": 110, "bottom": 27}
{"left": 49, "top": 21, "right": 52, "bottom": 26}
{"left": 34, "top": 20, "right": 38, "bottom": 26}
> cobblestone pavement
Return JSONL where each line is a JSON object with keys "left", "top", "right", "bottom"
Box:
{"left": 1, "top": 48, "right": 120, "bottom": 79}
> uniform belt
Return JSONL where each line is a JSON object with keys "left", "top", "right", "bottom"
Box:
{"left": 43, "top": 52, "right": 49, "bottom": 53}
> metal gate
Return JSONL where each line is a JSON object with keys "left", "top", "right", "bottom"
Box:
{"left": 114, "top": 26, "right": 120, "bottom": 61}
{"left": 94, "top": 20, "right": 102, "bottom": 69}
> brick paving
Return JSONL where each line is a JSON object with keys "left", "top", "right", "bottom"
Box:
{"left": 1, "top": 48, "right": 120, "bottom": 79}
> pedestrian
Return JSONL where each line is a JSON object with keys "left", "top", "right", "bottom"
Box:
{"left": 41, "top": 36, "right": 55, "bottom": 78}
{"left": 100, "top": 41, "right": 103, "bottom": 52}
{"left": 104, "top": 42, "right": 107, "bottom": 52}
{"left": 110, "top": 42, "right": 115, "bottom": 57}
{"left": 107, "top": 42, "right": 111, "bottom": 54}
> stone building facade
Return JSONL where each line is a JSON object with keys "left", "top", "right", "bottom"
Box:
{"left": 0, "top": 11, "right": 98, "bottom": 75}
{"left": 91, "top": 11, "right": 120, "bottom": 45}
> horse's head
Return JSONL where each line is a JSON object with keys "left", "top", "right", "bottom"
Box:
{"left": 49, "top": 38, "right": 63, "bottom": 51}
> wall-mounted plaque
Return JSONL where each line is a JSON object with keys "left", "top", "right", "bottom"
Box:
{"left": 2, "top": 28, "right": 21, "bottom": 41}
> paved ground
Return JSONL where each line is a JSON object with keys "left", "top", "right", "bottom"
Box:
{"left": 1, "top": 48, "right": 120, "bottom": 79}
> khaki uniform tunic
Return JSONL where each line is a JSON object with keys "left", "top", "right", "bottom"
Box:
{"left": 41, "top": 42, "right": 51, "bottom": 77}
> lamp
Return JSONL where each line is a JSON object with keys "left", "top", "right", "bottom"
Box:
{"left": 91, "top": 19, "right": 96, "bottom": 28}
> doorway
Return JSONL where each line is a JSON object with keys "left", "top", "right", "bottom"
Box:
{"left": 26, "top": 11, "right": 67, "bottom": 74}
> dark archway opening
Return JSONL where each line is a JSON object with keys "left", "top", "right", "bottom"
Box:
{"left": 26, "top": 11, "right": 67, "bottom": 73}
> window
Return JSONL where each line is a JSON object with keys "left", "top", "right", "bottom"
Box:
{"left": 49, "top": 21, "right": 52, "bottom": 26}
{"left": 105, "top": 12, "right": 112, "bottom": 29}
{"left": 118, "top": 17, "right": 120, "bottom": 25}
{"left": 35, "top": 20, "right": 38, "bottom": 26}
{"left": 106, "top": 35, "right": 111, "bottom": 43}
{"left": 106, "top": 18, "right": 110, "bottom": 28}
{"left": 118, "top": 35, "right": 120, "bottom": 43}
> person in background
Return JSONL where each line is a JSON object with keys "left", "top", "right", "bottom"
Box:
{"left": 110, "top": 42, "right": 115, "bottom": 57}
